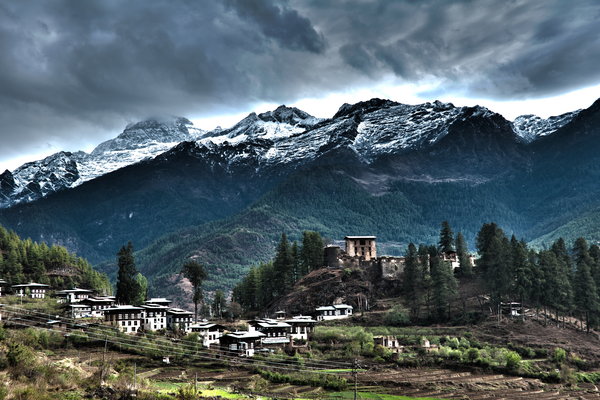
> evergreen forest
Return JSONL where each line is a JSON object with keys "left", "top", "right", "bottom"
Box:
{"left": 0, "top": 224, "right": 111, "bottom": 294}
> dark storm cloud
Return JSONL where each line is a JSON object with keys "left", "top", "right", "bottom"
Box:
{"left": 1, "top": 0, "right": 600, "bottom": 169}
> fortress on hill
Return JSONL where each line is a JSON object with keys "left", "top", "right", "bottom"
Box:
{"left": 324, "top": 235, "right": 474, "bottom": 283}
{"left": 324, "top": 236, "right": 405, "bottom": 282}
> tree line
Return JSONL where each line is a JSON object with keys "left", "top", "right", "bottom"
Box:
{"left": 0, "top": 224, "right": 111, "bottom": 293}
{"left": 231, "top": 231, "right": 324, "bottom": 313}
{"left": 405, "top": 220, "right": 600, "bottom": 332}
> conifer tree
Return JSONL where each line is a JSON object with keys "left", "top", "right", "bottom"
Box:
{"left": 300, "top": 231, "right": 324, "bottom": 274}
{"left": 403, "top": 243, "right": 422, "bottom": 321}
{"left": 212, "top": 289, "right": 227, "bottom": 319}
{"left": 511, "top": 237, "right": 531, "bottom": 321}
{"left": 572, "top": 237, "right": 599, "bottom": 333}
{"left": 455, "top": 232, "right": 472, "bottom": 277}
{"left": 115, "top": 241, "right": 141, "bottom": 305}
{"left": 438, "top": 221, "right": 455, "bottom": 254}
{"left": 273, "top": 233, "right": 294, "bottom": 296}
{"left": 180, "top": 260, "right": 208, "bottom": 322}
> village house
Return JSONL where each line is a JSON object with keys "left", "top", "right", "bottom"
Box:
{"left": 189, "top": 321, "right": 226, "bottom": 347}
{"left": 12, "top": 282, "right": 49, "bottom": 299}
{"left": 439, "top": 251, "right": 477, "bottom": 269}
{"left": 104, "top": 305, "right": 144, "bottom": 334}
{"left": 248, "top": 318, "right": 291, "bottom": 346}
{"left": 285, "top": 315, "right": 317, "bottom": 342}
{"left": 219, "top": 328, "right": 265, "bottom": 357}
{"left": 166, "top": 308, "right": 194, "bottom": 332}
{"left": 56, "top": 287, "right": 94, "bottom": 303}
{"left": 315, "top": 304, "right": 353, "bottom": 321}
{"left": 140, "top": 303, "right": 168, "bottom": 331}
{"left": 82, "top": 296, "right": 116, "bottom": 318}
{"left": 68, "top": 303, "right": 92, "bottom": 318}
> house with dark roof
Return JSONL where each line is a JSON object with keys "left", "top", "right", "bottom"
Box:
{"left": 12, "top": 282, "right": 50, "bottom": 299}
{"left": 104, "top": 305, "right": 144, "bottom": 334}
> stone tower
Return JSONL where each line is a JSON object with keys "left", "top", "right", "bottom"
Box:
{"left": 344, "top": 236, "right": 377, "bottom": 260}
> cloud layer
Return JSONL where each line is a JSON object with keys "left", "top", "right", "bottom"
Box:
{"left": 1, "top": 0, "right": 599, "bottom": 168}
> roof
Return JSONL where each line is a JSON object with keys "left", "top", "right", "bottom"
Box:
{"left": 285, "top": 316, "right": 317, "bottom": 323}
{"left": 344, "top": 236, "right": 377, "bottom": 240}
{"left": 140, "top": 304, "right": 169, "bottom": 310}
{"left": 12, "top": 282, "right": 49, "bottom": 288}
{"left": 84, "top": 297, "right": 115, "bottom": 303}
{"left": 224, "top": 331, "right": 265, "bottom": 339}
{"left": 56, "top": 288, "right": 94, "bottom": 294}
{"left": 249, "top": 318, "right": 291, "bottom": 328}
{"left": 146, "top": 298, "right": 172, "bottom": 304}
{"left": 68, "top": 304, "right": 91, "bottom": 309}
{"left": 105, "top": 305, "right": 143, "bottom": 312}
{"left": 167, "top": 308, "right": 194, "bottom": 315}
{"left": 316, "top": 306, "right": 336, "bottom": 311}
{"left": 334, "top": 304, "right": 353, "bottom": 309}
{"left": 190, "top": 322, "right": 226, "bottom": 330}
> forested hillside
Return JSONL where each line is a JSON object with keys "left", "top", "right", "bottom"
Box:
{"left": 0, "top": 223, "right": 111, "bottom": 293}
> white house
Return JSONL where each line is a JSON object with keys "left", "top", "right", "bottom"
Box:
{"left": 189, "top": 321, "right": 226, "bottom": 347}
{"left": 248, "top": 318, "right": 291, "bottom": 345}
{"left": 104, "top": 305, "right": 144, "bottom": 334}
{"left": 68, "top": 303, "right": 92, "bottom": 318}
{"left": 285, "top": 315, "right": 317, "bottom": 341}
{"left": 56, "top": 288, "right": 94, "bottom": 303}
{"left": 12, "top": 283, "right": 49, "bottom": 299}
{"left": 166, "top": 308, "right": 194, "bottom": 332}
{"left": 140, "top": 304, "right": 168, "bottom": 331}
{"left": 82, "top": 296, "right": 116, "bottom": 318}
{"left": 219, "top": 329, "right": 265, "bottom": 357}
{"left": 315, "top": 304, "right": 353, "bottom": 321}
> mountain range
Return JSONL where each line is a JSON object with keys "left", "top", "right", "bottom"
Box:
{"left": 0, "top": 97, "right": 599, "bottom": 303}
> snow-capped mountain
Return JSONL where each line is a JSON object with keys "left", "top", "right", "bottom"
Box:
{"left": 0, "top": 117, "right": 205, "bottom": 208}
{"left": 512, "top": 110, "right": 581, "bottom": 143}
{"left": 0, "top": 100, "right": 583, "bottom": 209}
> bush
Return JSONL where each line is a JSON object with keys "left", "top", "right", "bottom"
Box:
{"left": 449, "top": 350, "right": 462, "bottom": 361}
{"left": 459, "top": 337, "right": 470, "bottom": 349}
{"left": 373, "top": 356, "right": 385, "bottom": 363}
{"left": 466, "top": 347, "right": 480, "bottom": 363}
{"left": 7, "top": 343, "right": 35, "bottom": 369}
{"left": 506, "top": 351, "right": 522, "bottom": 371}
{"left": 448, "top": 338, "right": 460, "bottom": 349}
{"left": 553, "top": 348, "right": 566, "bottom": 363}
{"left": 383, "top": 306, "right": 410, "bottom": 327}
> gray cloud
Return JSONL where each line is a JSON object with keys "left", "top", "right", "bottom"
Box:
{"left": 1, "top": 0, "right": 600, "bottom": 169}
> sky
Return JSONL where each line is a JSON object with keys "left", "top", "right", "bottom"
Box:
{"left": 1, "top": 0, "right": 600, "bottom": 172}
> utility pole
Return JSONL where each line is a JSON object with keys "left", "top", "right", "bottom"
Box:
{"left": 354, "top": 359, "right": 358, "bottom": 400}
{"left": 100, "top": 336, "right": 107, "bottom": 385}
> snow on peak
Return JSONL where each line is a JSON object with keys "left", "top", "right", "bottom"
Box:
{"left": 512, "top": 110, "right": 581, "bottom": 143}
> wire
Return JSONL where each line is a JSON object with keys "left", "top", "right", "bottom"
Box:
{"left": 1, "top": 305, "right": 354, "bottom": 376}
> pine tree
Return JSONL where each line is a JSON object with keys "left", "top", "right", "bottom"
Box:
{"left": 180, "top": 260, "right": 208, "bottom": 322}
{"left": 511, "top": 237, "right": 531, "bottom": 321}
{"left": 476, "top": 223, "right": 512, "bottom": 314}
{"left": 455, "top": 232, "right": 472, "bottom": 277}
{"left": 273, "top": 233, "right": 294, "bottom": 296}
{"left": 438, "top": 221, "right": 455, "bottom": 254}
{"left": 572, "top": 237, "right": 599, "bottom": 333}
{"left": 115, "top": 241, "right": 141, "bottom": 305}
{"left": 403, "top": 243, "right": 422, "bottom": 321}
{"left": 300, "top": 231, "right": 324, "bottom": 274}
{"left": 212, "top": 289, "right": 227, "bottom": 319}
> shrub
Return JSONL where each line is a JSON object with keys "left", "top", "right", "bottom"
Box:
{"left": 535, "top": 348, "right": 548, "bottom": 358}
{"left": 449, "top": 350, "right": 462, "bottom": 361}
{"left": 373, "top": 356, "right": 385, "bottom": 363}
{"left": 448, "top": 338, "right": 460, "bottom": 349}
{"left": 505, "top": 351, "right": 522, "bottom": 371}
{"left": 383, "top": 306, "right": 410, "bottom": 327}
{"left": 553, "top": 348, "right": 566, "bottom": 363}
{"left": 7, "top": 343, "right": 35, "bottom": 369}
{"left": 459, "top": 337, "right": 470, "bottom": 349}
{"left": 466, "top": 347, "right": 480, "bottom": 363}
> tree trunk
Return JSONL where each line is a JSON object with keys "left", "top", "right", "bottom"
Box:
{"left": 544, "top": 303, "right": 547, "bottom": 326}
{"left": 521, "top": 293, "right": 525, "bottom": 322}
